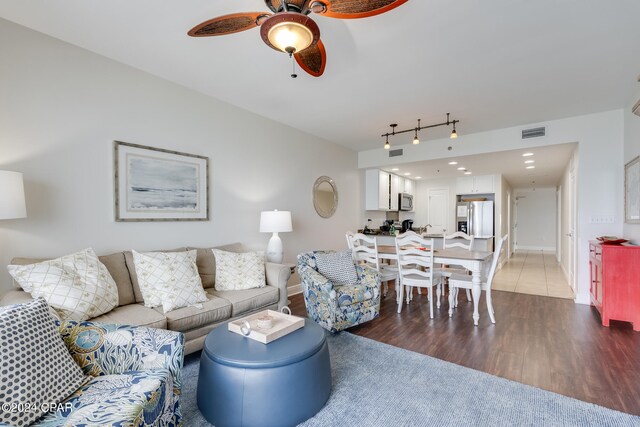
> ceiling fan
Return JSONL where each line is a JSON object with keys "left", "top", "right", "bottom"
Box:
{"left": 188, "top": 0, "right": 408, "bottom": 77}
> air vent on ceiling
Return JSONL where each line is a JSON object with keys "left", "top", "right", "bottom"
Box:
{"left": 389, "top": 149, "right": 404, "bottom": 157}
{"left": 633, "top": 99, "right": 640, "bottom": 117}
{"left": 522, "top": 127, "right": 546, "bottom": 139}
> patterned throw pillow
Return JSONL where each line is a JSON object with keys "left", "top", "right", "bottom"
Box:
{"left": 0, "top": 299, "right": 87, "bottom": 427}
{"left": 132, "top": 250, "right": 208, "bottom": 312}
{"left": 212, "top": 249, "right": 266, "bottom": 291}
{"left": 7, "top": 248, "right": 119, "bottom": 321}
{"left": 315, "top": 250, "right": 359, "bottom": 285}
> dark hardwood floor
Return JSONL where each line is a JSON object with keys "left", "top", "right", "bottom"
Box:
{"left": 289, "top": 287, "right": 640, "bottom": 415}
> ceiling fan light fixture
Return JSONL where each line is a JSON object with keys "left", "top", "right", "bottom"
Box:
{"left": 261, "top": 13, "right": 320, "bottom": 54}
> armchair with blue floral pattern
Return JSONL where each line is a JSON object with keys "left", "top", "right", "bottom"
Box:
{"left": 297, "top": 251, "right": 381, "bottom": 333}
{"left": 33, "top": 320, "right": 184, "bottom": 427}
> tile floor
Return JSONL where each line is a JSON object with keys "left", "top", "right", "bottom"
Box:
{"left": 492, "top": 250, "right": 575, "bottom": 299}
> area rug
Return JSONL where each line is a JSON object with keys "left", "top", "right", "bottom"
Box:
{"left": 181, "top": 332, "right": 638, "bottom": 426}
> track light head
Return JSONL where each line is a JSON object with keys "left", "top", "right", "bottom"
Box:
{"left": 450, "top": 129, "right": 458, "bottom": 139}
{"left": 384, "top": 135, "right": 390, "bottom": 150}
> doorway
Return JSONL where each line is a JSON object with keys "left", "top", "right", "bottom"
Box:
{"left": 427, "top": 188, "right": 449, "bottom": 234}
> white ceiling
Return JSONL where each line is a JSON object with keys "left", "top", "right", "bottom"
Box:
{"left": 381, "top": 142, "right": 577, "bottom": 189}
{"left": 0, "top": 0, "right": 639, "bottom": 155}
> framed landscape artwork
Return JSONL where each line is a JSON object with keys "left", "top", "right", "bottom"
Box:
{"left": 625, "top": 155, "right": 640, "bottom": 224}
{"left": 114, "top": 141, "right": 209, "bottom": 221}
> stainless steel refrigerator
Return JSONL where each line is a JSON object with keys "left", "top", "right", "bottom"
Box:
{"left": 456, "top": 201, "right": 494, "bottom": 238}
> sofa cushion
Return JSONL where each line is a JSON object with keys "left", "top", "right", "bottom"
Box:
{"left": 10, "top": 252, "right": 136, "bottom": 307}
{"left": 131, "top": 250, "right": 208, "bottom": 312}
{"left": 211, "top": 286, "right": 279, "bottom": 316}
{"left": 187, "top": 243, "right": 245, "bottom": 289}
{"left": 8, "top": 248, "right": 119, "bottom": 321}
{"left": 91, "top": 303, "right": 167, "bottom": 329}
{"left": 314, "top": 250, "right": 358, "bottom": 286}
{"left": 155, "top": 294, "right": 231, "bottom": 332}
{"left": 33, "top": 370, "right": 174, "bottom": 427}
{"left": 124, "top": 248, "right": 186, "bottom": 303}
{"left": 212, "top": 249, "right": 266, "bottom": 291}
{"left": 0, "top": 299, "right": 87, "bottom": 427}
{"left": 97, "top": 252, "right": 136, "bottom": 306}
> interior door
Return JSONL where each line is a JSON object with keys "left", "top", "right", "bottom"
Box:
{"left": 427, "top": 188, "right": 449, "bottom": 234}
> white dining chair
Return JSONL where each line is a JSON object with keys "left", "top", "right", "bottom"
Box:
{"left": 448, "top": 234, "right": 508, "bottom": 324}
{"left": 437, "top": 231, "right": 475, "bottom": 305}
{"left": 350, "top": 233, "right": 398, "bottom": 297}
{"left": 395, "top": 233, "right": 443, "bottom": 319}
{"left": 345, "top": 231, "right": 355, "bottom": 249}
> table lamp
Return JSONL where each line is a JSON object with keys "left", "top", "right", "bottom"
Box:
{"left": 260, "top": 210, "right": 292, "bottom": 263}
{"left": 0, "top": 171, "right": 27, "bottom": 220}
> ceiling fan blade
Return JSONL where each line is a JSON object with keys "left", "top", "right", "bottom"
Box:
{"left": 319, "top": 0, "right": 408, "bottom": 19}
{"left": 188, "top": 12, "right": 270, "bottom": 37}
{"left": 295, "top": 40, "right": 327, "bottom": 77}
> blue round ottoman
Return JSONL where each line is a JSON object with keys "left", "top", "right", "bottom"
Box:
{"left": 197, "top": 319, "right": 331, "bottom": 427}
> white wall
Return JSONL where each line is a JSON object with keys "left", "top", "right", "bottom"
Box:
{"left": 0, "top": 19, "right": 361, "bottom": 296}
{"left": 359, "top": 110, "right": 625, "bottom": 304}
{"left": 513, "top": 188, "right": 556, "bottom": 250}
{"left": 623, "top": 92, "right": 640, "bottom": 244}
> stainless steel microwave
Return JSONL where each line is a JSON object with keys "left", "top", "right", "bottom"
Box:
{"left": 399, "top": 193, "right": 413, "bottom": 211}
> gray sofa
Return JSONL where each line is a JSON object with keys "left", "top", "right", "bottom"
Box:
{"left": 0, "top": 243, "right": 292, "bottom": 355}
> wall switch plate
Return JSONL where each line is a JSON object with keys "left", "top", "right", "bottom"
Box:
{"left": 589, "top": 215, "right": 615, "bottom": 224}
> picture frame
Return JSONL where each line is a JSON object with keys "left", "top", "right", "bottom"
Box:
{"left": 625, "top": 155, "right": 640, "bottom": 224}
{"left": 114, "top": 141, "right": 209, "bottom": 221}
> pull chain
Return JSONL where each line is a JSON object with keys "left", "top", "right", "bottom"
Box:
{"left": 290, "top": 53, "right": 298, "bottom": 79}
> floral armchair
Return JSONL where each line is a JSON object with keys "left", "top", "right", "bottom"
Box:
{"left": 297, "top": 251, "right": 381, "bottom": 333}
{"left": 33, "top": 321, "right": 184, "bottom": 427}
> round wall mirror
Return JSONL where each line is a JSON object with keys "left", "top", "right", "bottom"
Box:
{"left": 313, "top": 176, "right": 338, "bottom": 218}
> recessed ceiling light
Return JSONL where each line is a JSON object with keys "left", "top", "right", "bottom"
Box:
{"left": 522, "top": 152, "right": 534, "bottom": 157}
{"left": 391, "top": 168, "right": 399, "bottom": 171}
{"left": 457, "top": 167, "right": 466, "bottom": 171}
{"left": 464, "top": 171, "right": 472, "bottom": 175}
{"left": 448, "top": 161, "right": 458, "bottom": 165}
{"left": 526, "top": 166, "right": 535, "bottom": 169}
{"left": 415, "top": 176, "right": 422, "bottom": 179}
{"left": 525, "top": 160, "right": 535, "bottom": 164}
{"left": 404, "top": 172, "right": 411, "bottom": 176}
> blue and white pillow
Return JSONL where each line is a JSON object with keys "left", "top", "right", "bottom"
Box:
{"left": 314, "top": 251, "right": 358, "bottom": 286}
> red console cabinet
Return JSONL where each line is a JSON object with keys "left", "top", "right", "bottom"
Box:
{"left": 589, "top": 241, "right": 640, "bottom": 331}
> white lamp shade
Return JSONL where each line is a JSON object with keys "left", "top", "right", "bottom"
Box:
{"left": 260, "top": 210, "right": 292, "bottom": 233}
{"left": 0, "top": 171, "right": 26, "bottom": 220}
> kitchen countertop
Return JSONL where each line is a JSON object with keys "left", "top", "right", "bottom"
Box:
{"left": 358, "top": 229, "right": 493, "bottom": 239}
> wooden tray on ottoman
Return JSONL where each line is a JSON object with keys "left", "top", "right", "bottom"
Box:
{"left": 228, "top": 309, "right": 305, "bottom": 344}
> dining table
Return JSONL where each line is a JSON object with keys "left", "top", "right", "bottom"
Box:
{"left": 377, "top": 245, "right": 494, "bottom": 325}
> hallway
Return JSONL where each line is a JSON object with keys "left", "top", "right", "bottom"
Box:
{"left": 493, "top": 250, "right": 574, "bottom": 299}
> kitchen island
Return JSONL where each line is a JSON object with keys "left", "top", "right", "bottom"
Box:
{"left": 361, "top": 231, "right": 494, "bottom": 252}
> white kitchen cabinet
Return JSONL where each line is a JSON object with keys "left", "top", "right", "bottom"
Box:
{"left": 403, "top": 178, "right": 415, "bottom": 196}
{"left": 390, "top": 174, "right": 401, "bottom": 211}
{"left": 456, "top": 175, "right": 494, "bottom": 195}
{"left": 365, "top": 169, "right": 391, "bottom": 211}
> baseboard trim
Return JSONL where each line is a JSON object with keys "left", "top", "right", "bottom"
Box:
{"left": 574, "top": 292, "right": 590, "bottom": 305}
{"left": 288, "top": 284, "right": 302, "bottom": 296}
{"left": 515, "top": 245, "right": 556, "bottom": 251}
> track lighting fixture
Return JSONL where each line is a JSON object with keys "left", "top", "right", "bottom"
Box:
{"left": 381, "top": 113, "right": 459, "bottom": 149}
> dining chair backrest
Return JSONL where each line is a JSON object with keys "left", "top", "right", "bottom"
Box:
{"left": 346, "top": 231, "right": 355, "bottom": 249}
{"left": 485, "top": 234, "right": 508, "bottom": 290}
{"left": 396, "top": 230, "right": 419, "bottom": 239}
{"left": 350, "top": 233, "right": 380, "bottom": 271}
{"left": 443, "top": 231, "right": 474, "bottom": 250}
{"left": 395, "top": 233, "right": 435, "bottom": 282}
